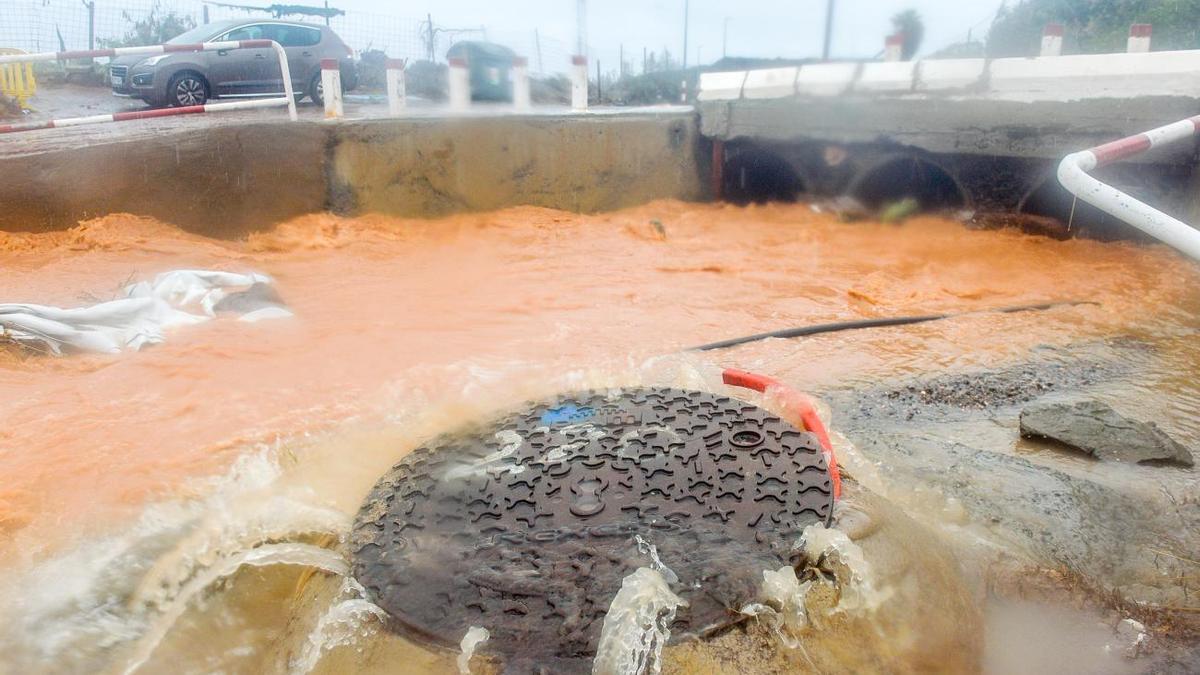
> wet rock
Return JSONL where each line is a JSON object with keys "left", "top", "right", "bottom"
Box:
{"left": 1112, "top": 618, "right": 1149, "bottom": 659}
{"left": 1019, "top": 400, "right": 1194, "bottom": 467}
{"left": 213, "top": 283, "right": 287, "bottom": 314}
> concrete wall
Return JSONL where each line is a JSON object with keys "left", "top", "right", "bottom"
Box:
{"left": 0, "top": 112, "right": 705, "bottom": 237}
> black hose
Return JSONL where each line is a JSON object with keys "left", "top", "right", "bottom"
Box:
{"left": 688, "top": 301, "right": 1094, "bottom": 352}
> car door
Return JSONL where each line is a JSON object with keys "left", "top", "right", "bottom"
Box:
{"left": 209, "top": 23, "right": 275, "bottom": 95}
{"left": 259, "top": 24, "right": 322, "bottom": 93}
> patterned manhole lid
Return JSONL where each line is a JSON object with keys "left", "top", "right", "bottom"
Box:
{"left": 350, "top": 387, "right": 834, "bottom": 667}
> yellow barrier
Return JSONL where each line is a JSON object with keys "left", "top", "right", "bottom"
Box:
{"left": 0, "top": 48, "right": 36, "bottom": 108}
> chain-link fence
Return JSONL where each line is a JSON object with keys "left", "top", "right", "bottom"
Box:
{"left": 0, "top": 0, "right": 572, "bottom": 75}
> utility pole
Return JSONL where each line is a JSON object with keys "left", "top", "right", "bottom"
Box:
{"left": 682, "top": 0, "right": 689, "bottom": 69}
{"left": 535, "top": 29, "right": 544, "bottom": 73}
{"left": 722, "top": 17, "right": 729, "bottom": 58}
{"left": 822, "top": 0, "right": 835, "bottom": 61}
{"left": 643, "top": 46, "right": 647, "bottom": 74}
{"left": 619, "top": 43, "right": 624, "bottom": 78}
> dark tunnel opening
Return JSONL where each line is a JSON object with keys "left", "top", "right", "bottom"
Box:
{"left": 851, "top": 156, "right": 967, "bottom": 211}
{"left": 722, "top": 148, "right": 806, "bottom": 205}
{"left": 1020, "top": 176, "right": 1135, "bottom": 242}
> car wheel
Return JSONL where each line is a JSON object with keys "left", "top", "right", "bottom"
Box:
{"left": 309, "top": 72, "right": 324, "bottom": 106}
{"left": 168, "top": 73, "right": 209, "bottom": 107}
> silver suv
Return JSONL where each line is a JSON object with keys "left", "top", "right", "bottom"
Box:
{"left": 109, "top": 18, "right": 357, "bottom": 107}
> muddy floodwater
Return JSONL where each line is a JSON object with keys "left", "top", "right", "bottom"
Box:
{"left": 0, "top": 200, "right": 1198, "bottom": 673}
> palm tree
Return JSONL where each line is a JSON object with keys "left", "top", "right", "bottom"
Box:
{"left": 891, "top": 9, "right": 925, "bottom": 60}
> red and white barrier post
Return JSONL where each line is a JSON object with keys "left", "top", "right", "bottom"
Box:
{"left": 511, "top": 56, "right": 530, "bottom": 110}
{"left": 570, "top": 55, "right": 588, "bottom": 110}
{"left": 1058, "top": 114, "right": 1200, "bottom": 261}
{"left": 448, "top": 57, "right": 470, "bottom": 110}
{"left": 1128, "top": 23, "right": 1152, "bottom": 53}
{"left": 1040, "top": 23, "right": 1064, "bottom": 57}
{"left": 386, "top": 58, "right": 406, "bottom": 115}
{"left": 0, "top": 39, "right": 296, "bottom": 134}
{"left": 320, "top": 58, "right": 343, "bottom": 119}
{"left": 883, "top": 34, "right": 904, "bottom": 62}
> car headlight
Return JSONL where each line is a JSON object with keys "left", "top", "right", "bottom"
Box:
{"left": 132, "top": 73, "right": 153, "bottom": 85}
{"left": 139, "top": 54, "right": 171, "bottom": 67}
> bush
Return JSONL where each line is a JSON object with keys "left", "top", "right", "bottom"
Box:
{"left": 355, "top": 48, "right": 389, "bottom": 92}
{"left": 405, "top": 59, "right": 446, "bottom": 101}
{"left": 100, "top": 2, "right": 196, "bottom": 48}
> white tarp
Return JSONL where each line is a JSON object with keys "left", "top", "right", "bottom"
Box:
{"left": 0, "top": 270, "right": 291, "bottom": 355}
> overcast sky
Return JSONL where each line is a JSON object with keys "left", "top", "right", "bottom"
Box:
{"left": 336, "top": 0, "right": 1004, "bottom": 69}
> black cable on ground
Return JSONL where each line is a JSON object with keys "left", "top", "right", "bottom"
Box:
{"left": 688, "top": 301, "right": 1094, "bottom": 352}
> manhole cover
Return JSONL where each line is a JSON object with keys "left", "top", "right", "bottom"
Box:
{"left": 350, "top": 387, "right": 833, "bottom": 666}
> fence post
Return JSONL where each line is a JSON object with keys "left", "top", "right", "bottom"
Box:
{"left": 511, "top": 56, "right": 530, "bottom": 110}
{"left": 448, "top": 57, "right": 470, "bottom": 110}
{"left": 1040, "top": 23, "right": 1063, "bottom": 56}
{"left": 883, "top": 34, "right": 903, "bottom": 62}
{"left": 1128, "top": 24, "right": 1152, "bottom": 53}
{"left": 570, "top": 55, "right": 587, "bottom": 110}
{"left": 386, "top": 58, "right": 406, "bottom": 115}
{"left": 84, "top": 1, "right": 95, "bottom": 50}
{"left": 321, "top": 58, "right": 343, "bottom": 118}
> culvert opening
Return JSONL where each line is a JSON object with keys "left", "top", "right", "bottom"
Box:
{"left": 851, "top": 155, "right": 966, "bottom": 211}
{"left": 350, "top": 387, "right": 834, "bottom": 668}
{"left": 1021, "top": 176, "right": 1131, "bottom": 241}
{"left": 723, "top": 148, "right": 805, "bottom": 204}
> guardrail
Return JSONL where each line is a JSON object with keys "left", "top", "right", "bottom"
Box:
{"left": 1058, "top": 116, "right": 1200, "bottom": 262}
{"left": 0, "top": 39, "right": 297, "bottom": 134}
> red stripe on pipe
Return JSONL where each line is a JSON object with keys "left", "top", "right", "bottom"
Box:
{"left": 1091, "top": 134, "right": 1153, "bottom": 166}
{"left": 321, "top": 58, "right": 339, "bottom": 70}
{"left": 721, "top": 368, "right": 842, "bottom": 499}
{"left": 239, "top": 39, "right": 274, "bottom": 49}
{"left": 0, "top": 120, "right": 54, "bottom": 134}
{"left": 112, "top": 105, "right": 204, "bottom": 122}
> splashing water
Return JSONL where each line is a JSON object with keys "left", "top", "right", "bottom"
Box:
{"left": 292, "top": 578, "right": 388, "bottom": 675}
{"left": 121, "top": 542, "right": 348, "bottom": 674}
{"left": 457, "top": 626, "right": 491, "bottom": 675}
{"left": 797, "top": 523, "right": 892, "bottom": 616}
{"left": 634, "top": 534, "right": 679, "bottom": 584}
{"left": 592, "top": 567, "right": 687, "bottom": 675}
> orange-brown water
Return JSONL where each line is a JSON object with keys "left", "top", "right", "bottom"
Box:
{"left": 3, "top": 200, "right": 1200, "bottom": 674}
{"left": 2, "top": 199, "right": 1199, "bottom": 560}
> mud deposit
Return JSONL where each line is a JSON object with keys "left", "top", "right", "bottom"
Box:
{"left": 0, "top": 200, "right": 1198, "bottom": 673}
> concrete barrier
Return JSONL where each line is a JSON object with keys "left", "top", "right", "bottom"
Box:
{"left": 915, "top": 58, "right": 986, "bottom": 92}
{"left": 448, "top": 57, "right": 470, "bottom": 110}
{"left": 1040, "top": 24, "right": 1064, "bottom": 57}
{"left": 855, "top": 61, "right": 915, "bottom": 93}
{"left": 742, "top": 67, "right": 798, "bottom": 99}
{"left": 320, "top": 58, "right": 343, "bottom": 119}
{"left": 795, "top": 62, "right": 858, "bottom": 97}
{"left": 989, "top": 50, "right": 1200, "bottom": 100}
{"left": 1128, "top": 24, "right": 1152, "bottom": 53}
{"left": 571, "top": 55, "right": 588, "bottom": 110}
{"left": 386, "top": 59, "right": 406, "bottom": 115}
{"left": 512, "top": 57, "right": 530, "bottom": 110}
{"left": 697, "top": 70, "right": 747, "bottom": 101}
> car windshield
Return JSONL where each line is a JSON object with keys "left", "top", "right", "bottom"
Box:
{"left": 164, "top": 23, "right": 228, "bottom": 45}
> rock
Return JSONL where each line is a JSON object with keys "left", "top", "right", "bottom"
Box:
{"left": 213, "top": 282, "right": 287, "bottom": 314}
{"left": 1112, "top": 618, "right": 1149, "bottom": 659}
{"left": 1019, "top": 400, "right": 1194, "bottom": 467}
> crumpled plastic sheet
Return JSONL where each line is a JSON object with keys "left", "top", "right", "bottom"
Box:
{"left": 0, "top": 269, "right": 291, "bottom": 355}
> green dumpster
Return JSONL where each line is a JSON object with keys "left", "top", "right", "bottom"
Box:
{"left": 445, "top": 41, "right": 515, "bottom": 102}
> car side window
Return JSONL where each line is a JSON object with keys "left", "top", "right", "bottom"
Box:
{"left": 262, "top": 25, "right": 321, "bottom": 48}
{"left": 222, "top": 25, "right": 265, "bottom": 41}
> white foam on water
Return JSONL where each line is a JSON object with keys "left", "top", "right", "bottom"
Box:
{"left": 591, "top": 567, "right": 686, "bottom": 675}
{"left": 457, "top": 626, "right": 490, "bottom": 675}
{"left": 797, "top": 523, "right": 893, "bottom": 616}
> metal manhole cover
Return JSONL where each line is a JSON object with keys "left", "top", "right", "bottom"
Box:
{"left": 350, "top": 387, "right": 833, "bottom": 667}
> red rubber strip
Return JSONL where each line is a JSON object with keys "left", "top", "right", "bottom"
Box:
{"left": 722, "top": 368, "right": 842, "bottom": 499}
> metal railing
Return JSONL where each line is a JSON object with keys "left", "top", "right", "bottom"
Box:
{"left": 1058, "top": 116, "right": 1200, "bottom": 262}
{"left": 0, "top": 38, "right": 297, "bottom": 134}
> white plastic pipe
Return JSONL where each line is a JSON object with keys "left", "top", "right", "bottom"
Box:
{"left": 570, "top": 55, "right": 588, "bottom": 110}
{"left": 511, "top": 57, "right": 530, "bottom": 111}
{"left": 386, "top": 58, "right": 406, "bottom": 115}
{"left": 448, "top": 58, "right": 470, "bottom": 111}
{"left": 1057, "top": 115, "right": 1200, "bottom": 261}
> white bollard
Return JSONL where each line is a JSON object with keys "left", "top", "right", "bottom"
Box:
{"left": 1040, "top": 23, "right": 1063, "bottom": 57}
{"left": 448, "top": 57, "right": 470, "bottom": 111}
{"left": 570, "top": 55, "right": 588, "bottom": 111}
{"left": 1128, "top": 23, "right": 1152, "bottom": 53}
{"left": 386, "top": 58, "right": 406, "bottom": 115}
{"left": 511, "top": 56, "right": 530, "bottom": 110}
{"left": 883, "top": 34, "right": 904, "bottom": 62}
{"left": 320, "top": 58, "right": 343, "bottom": 119}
